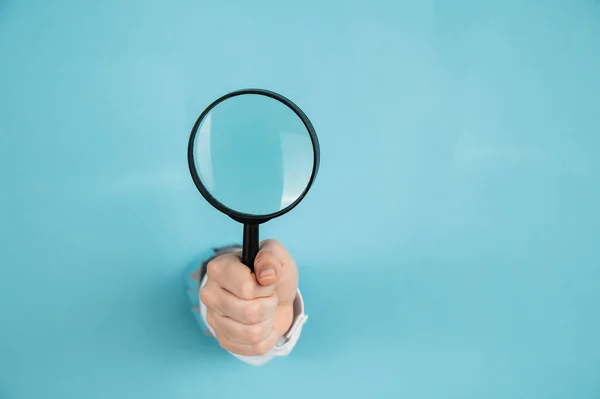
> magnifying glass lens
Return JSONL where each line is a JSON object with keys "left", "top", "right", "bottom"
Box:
{"left": 192, "top": 94, "right": 314, "bottom": 216}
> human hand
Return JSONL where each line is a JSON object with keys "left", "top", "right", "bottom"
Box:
{"left": 200, "top": 239, "right": 298, "bottom": 356}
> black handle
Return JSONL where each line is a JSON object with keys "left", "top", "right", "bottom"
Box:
{"left": 242, "top": 223, "right": 259, "bottom": 272}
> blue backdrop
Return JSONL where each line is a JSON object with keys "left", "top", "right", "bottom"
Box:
{"left": 1, "top": 0, "right": 599, "bottom": 398}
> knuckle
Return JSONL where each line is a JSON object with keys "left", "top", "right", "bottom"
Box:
{"left": 206, "top": 259, "right": 221, "bottom": 277}
{"left": 205, "top": 311, "right": 217, "bottom": 330}
{"left": 261, "top": 239, "right": 281, "bottom": 249}
{"left": 199, "top": 287, "right": 214, "bottom": 307}
{"left": 253, "top": 340, "right": 272, "bottom": 356}
{"left": 246, "top": 325, "right": 264, "bottom": 344}
{"left": 244, "top": 302, "right": 261, "bottom": 324}
{"left": 239, "top": 281, "right": 254, "bottom": 300}
{"left": 216, "top": 335, "right": 229, "bottom": 350}
{"left": 254, "top": 250, "right": 275, "bottom": 265}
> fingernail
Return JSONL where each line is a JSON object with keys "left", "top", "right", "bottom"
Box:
{"left": 259, "top": 268, "right": 275, "bottom": 282}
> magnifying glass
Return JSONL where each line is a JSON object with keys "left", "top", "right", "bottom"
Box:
{"left": 187, "top": 89, "right": 320, "bottom": 272}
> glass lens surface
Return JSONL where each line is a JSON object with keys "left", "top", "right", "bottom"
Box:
{"left": 192, "top": 93, "right": 315, "bottom": 216}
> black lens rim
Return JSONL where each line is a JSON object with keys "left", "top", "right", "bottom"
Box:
{"left": 187, "top": 88, "right": 320, "bottom": 225}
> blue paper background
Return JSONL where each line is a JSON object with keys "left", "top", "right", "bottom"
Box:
{"left": 1, "top": 0, "right": 599, "bottom": 398}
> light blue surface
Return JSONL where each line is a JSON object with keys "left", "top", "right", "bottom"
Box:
{"left": 1, "top": 0, "right": 599, "bottom": 398}
{"left": 191, "top": 92, "right": 315, "bottom": 216}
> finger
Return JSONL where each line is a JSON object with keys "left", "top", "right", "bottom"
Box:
{"left": 200, "top": 280, "right": 279, "bottom": 324}
{"left": 207, "top": 310, "right": 275, "bottom": 345}
{"left": 216, "top": 328, "right": 281, "bottom": 357}
{"left": 254, "top": 240, "right": 286, "bottom": 286}
{"left": 259, "top": 239, "right": 293, "bottom": 266}
{"left": 207, "top": 253, "right": 274, "bottom": 299}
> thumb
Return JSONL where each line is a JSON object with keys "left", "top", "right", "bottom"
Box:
{"left": 253, "top": 244, "right": 283, "bottom": 286}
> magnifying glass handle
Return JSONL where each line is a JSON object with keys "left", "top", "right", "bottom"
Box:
{"left": 242, "top": 223, "right": 259, "bottom": 273}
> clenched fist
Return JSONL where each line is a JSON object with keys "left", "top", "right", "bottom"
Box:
{"left": 199, "top": 239, "right": 298, "bottom": 356}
